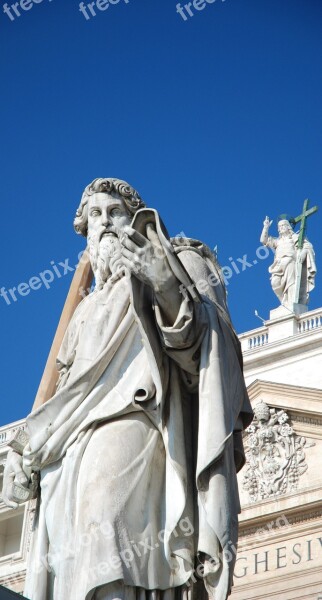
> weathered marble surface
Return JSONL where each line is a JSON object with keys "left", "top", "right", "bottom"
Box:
{"left": 3, "top": 179, "right": 252, "bottom": 600}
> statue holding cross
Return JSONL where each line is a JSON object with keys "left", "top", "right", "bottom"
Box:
{"left": 260, "top": 199, "right": 318, "bottom": 311}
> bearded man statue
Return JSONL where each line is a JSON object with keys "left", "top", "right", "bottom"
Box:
{"left": 3, "top": 178, "right": 252, "bottom": 600}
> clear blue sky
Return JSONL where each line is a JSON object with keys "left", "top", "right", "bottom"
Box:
{"left": 1, "top": 0, "right": 322, "bottom": 425}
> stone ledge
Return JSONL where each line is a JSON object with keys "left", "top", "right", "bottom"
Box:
{"left": 242, "top": 326, "right": 322, "bottom": 363}
{"left": 231, "top": 565, "right": 322, "bottom": 600}
{"left": 239, "top": 484, "right": 322, "bottom": 524}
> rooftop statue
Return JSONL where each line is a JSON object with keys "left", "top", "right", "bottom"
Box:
{"left": 2, "top": 178, "right": 252, "bottom": 600}
{"left": 260, "top": 200, "right": 318, "bottom": 310}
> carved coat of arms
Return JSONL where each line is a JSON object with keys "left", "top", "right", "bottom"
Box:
{"left": 243, "top": 401, "right": 314, "bottom": 502}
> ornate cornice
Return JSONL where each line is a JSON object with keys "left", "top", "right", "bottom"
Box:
{"left": 239, "top": 508, "right": 322, "bottom": 538}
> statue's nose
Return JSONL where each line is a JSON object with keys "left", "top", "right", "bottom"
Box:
{"left": 101, "top": 213, "right": 111, "bottom": 227}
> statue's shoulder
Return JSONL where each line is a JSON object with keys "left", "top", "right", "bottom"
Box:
{"left": 171, "top": 236, "right": 239, "bottom": 342}
{"left": 170, "top": 236, "right": 227, "bottom": 301}
{"left": 267, "top": 235, "right": 278, "bottom": 248}
{"left": 291, "top": 232, "right": 312, "bottom": 249}
{"left": 171, "top": 236, "right": 217, "bottom": 262}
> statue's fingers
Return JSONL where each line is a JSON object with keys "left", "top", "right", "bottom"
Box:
{"left": 146, "top": 223, "right": 161, "bottom": 246}
{"left": 123, "top": 226, "right": 146, "bottom": 248}
{"left": 16, "top": 472, "right": 29, "bottom": 486}
{"left": 12, "top": 460, "right": 29, "bottom": 486}
{"left": 2, "top": 493, "right": 18, "bottom": 510}
{"left": 121, "top": 235, "right": 140, "bottom": 253}
{"left": 121, "top": 246, "right": 134, "bottom": 259}
{"left": 3, "top": 469, "right": 14, "bottom": 489}
{"left": 121, "top": 255, "right": 132, "bottom": 269}
{"left": 121, "top": 255, "right": 141, "bottom": 275}
{"left": 121, "top": 246, "right": 141, "bottom": 269}
{"left": 2, "top": 472, "right": 19, "bottom": 509}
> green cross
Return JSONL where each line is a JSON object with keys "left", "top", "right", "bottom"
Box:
{"left": 292, "top": 198, "right": 318, "bottom": 250}
{"left": 291, "top": 198, "right": 318, "bottom": 304}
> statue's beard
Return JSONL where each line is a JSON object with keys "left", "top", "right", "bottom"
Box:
{"left": 88, "top": 229, "right": 123, "bottom": 289}
{"left": 280, "top": 230, "right": 292, "bottom": 238}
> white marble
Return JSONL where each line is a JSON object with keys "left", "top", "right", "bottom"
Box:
{"left": 2, "top": 179, "right": 252, "bottom": 600}
{"left": 233, "top": 308, "right": 322, "bottom": 600}
{"left": 260, "top": 216, "right": 316, "bottom": 309}
{"left": 240, "top": 307, "right": 322, "bottom": 390}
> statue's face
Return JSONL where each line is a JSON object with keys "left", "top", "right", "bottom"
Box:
{"left": 87, "top": 192, "right": 132, "bottom": 241}
{"left": 87, "top": 193, "right": 132, "bottom": 285}
{"left": 278, "top": 220, "right": 290, "bottom": 236}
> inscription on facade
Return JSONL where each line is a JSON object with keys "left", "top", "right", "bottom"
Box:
{"left": 234, "top": 535, "right": 322, "bottom": 579}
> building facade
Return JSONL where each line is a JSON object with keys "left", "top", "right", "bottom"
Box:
{"left": 0, "top": 420, "right": 33, "bottom": 595}
{"left": 233, "top": 306, "right": 322, "bottom": 600}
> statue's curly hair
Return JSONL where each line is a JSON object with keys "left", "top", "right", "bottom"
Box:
{"left": 74, "top": 178, "right": 146, "bottom": 237}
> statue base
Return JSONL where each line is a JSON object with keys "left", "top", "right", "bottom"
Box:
{"left": 267, "top": 304, "right": 309, "bottom": 343}
{"left": 269, "top": 303, "right": 308, "bottom": 320}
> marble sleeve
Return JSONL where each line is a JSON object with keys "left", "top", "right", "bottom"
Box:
{"left": 266, "top": 235, "right": 277, "bottom": 249}
{"left": 153, "top": 289, "right": 207, "bottom": 377}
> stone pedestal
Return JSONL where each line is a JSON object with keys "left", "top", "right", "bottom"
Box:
{"left": 269, "top": 303, "right": 308, "bottom": 320}
{"left": 267, "top": 308, "right": 299, "bottom": 343}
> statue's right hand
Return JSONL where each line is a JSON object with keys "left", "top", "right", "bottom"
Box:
{"left": 2, "top": 450, "right": 30, "bottom": 509}
{"left": 263, "top": 216, "right": 273, "bottom": 228}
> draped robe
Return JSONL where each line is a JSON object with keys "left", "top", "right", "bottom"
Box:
{"left": 267, "top": 233, "right": 316, "bottom": 305}
{"left": 23, "top": 210, "right": 252, "bottom": 600}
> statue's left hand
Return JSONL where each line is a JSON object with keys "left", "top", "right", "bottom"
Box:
{"left": 2, "top": 450, "right": 30, "bottom": 509}
{"left": 120, "top": 224, "right": 175, "bottom": 293}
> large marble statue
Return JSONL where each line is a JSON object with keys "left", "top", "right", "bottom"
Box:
{"left": 260, "top": 216, "right": 316, "bottom": 308}
{"left": 3, "top": 179, "right": 252, "bottom": 600}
